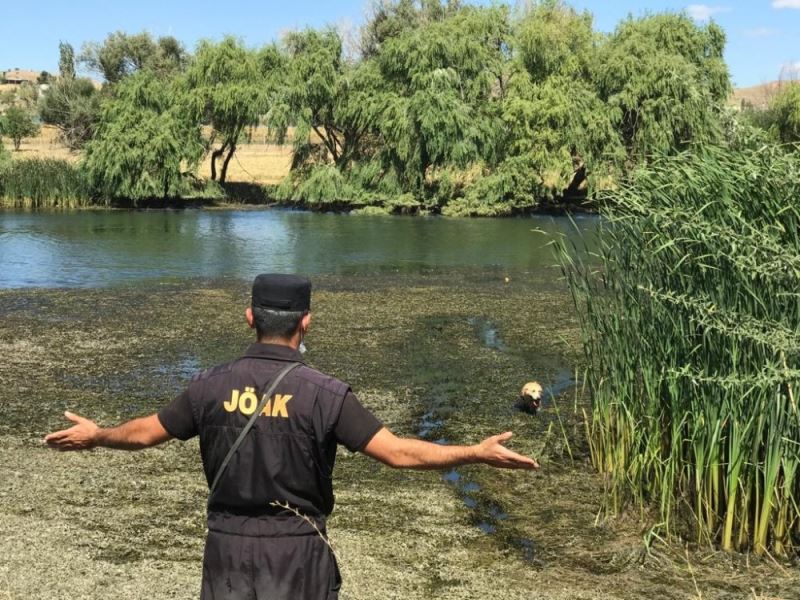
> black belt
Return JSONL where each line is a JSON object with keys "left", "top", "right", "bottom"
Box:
{"left": 207, "top": 510, "right": 328, "bottom": 538}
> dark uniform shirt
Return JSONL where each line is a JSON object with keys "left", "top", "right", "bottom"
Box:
{"left": 157, "top": 343, "right": 383, "bottom": 518}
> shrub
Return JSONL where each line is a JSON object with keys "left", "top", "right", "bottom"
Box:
{"left": 1, "top": 106, "right": 41, "bottom": 151}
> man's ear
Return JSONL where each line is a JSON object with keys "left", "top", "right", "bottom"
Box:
{"left": 301, "top": 312, "right": 312, "bottom": 332}
{"left": 245, "top": 307, "right": 255, "bottom": 329}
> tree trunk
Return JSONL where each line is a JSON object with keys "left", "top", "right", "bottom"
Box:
{"left": 163, "top": 177, "right": 170, "bottom": 200}
{"left": 13, "top": 137, "right": 21, "bottom": 151}
{"left": 220, "top": 142, "right": 237, "bottom": 184}
{"left": 312, "top": 125, "right": 340, "bottom": 164}
{"left": 210, "top": 142, "right": 228, "bottom": 182}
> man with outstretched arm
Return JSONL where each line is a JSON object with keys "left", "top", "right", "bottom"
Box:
{"left": 45, "top": 273, "right": 538, "bottom": 600}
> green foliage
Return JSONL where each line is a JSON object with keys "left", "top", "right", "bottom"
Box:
{"left": 280, "top": 3, "right": 732, "bottom": 214}
{"left": 275, "top": 159, "right": 408, "bottom": 210}
{"left": 83, "top": 71, "right": 203, "bottom": 201}
{"left": 375, "top": 5, "right": 507, "bottom": 194}
{"left": 59, "top": 41, "right": 76, "bottom": 80}
{"left": 0, "top": 158, "right": 91, "bottom": 207}
{"left": 0, "top": 137, "right": 10, "bottom": 172}
{"left": 595, "top": 13, "right": 730, "bottom": 159}
{"left": 81, "top": 31, "right": 187, "bottom": 83}
{"left": 720, "top": 106, "right": 775, "bottom": 150}
{"left": 279, "top": 29, "right": 382, "bottom": 171}
{"left": 0, "top": 106, "right": 41, "bottom": 151}
{"left": 444, "top": 156, "right": 535, "bottom": 216}
{"left": 769, "top": 84, "right": 800, "bottom": 143}
{"left": 185, "top": 37, "right": 278, "bottom": 182}
{"left": 486, "top": 2, "right": 622, "bottom": 208}
{"left": 39, "top": 77, "right": 100, "bottom": 150}
{"left": 360, "top": 0, "right": 464, "bottom": 58}
{"left": 275, "top": 164, "right": 361, "bottom": 206}
{"left": 513, "top": 0, "right": 594, "bottom": 83}
{"left": 35, "top": 3, "right": 739, "bottom": 213}
{"left": 504, "top": 75, "right": 622, "bottom": 177}
{"left": 735, "top": 84, "right": 800, "bottom": 147}
{"left": 559, "top": 146, "right": 800, "bottom": 555}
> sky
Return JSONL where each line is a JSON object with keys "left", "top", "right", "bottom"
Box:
{"left": 0, "top": 1, "right": 798, "bottom": 88}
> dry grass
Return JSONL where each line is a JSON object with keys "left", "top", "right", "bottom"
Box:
{"left": 9, "top": 124, "right": 293, "bottom": 185}
{"left": 8, "top": 124, "right": 79, "bottom": 162}
{"left": 196, "top": 141, "right": 292, "bottom": 185}
{"left": 728, "top": 80, "right": 800, "bottom": 109}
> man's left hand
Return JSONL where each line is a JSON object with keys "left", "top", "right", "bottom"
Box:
{"left": 44, "top": 412, "right": 99, "bottom": 451}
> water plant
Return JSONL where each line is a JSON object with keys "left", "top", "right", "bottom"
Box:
{"left": 560, "top": 145, "right": 800, "bottom": 555}
{"left": 0, "top": 158, "right": 93, "bottom": 208}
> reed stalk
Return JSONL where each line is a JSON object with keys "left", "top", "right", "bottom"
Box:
{"left": 0, "top": 158, "right": 95, "bottom": 208}
{"left": 559, "top": 145, "right": 800, "bottom": 556}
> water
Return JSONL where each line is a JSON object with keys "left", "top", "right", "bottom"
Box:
{"left": 416, "top": 314, "right": 576, "bottom": 560}
{"left": 1, "top": 207, "right": 595, "bottom": 563}
{"left": 0, "top": 209, "right": 598, "bottom": 288}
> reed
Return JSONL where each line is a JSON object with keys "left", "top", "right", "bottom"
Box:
{"left": 559, "top": 145, "right": 800, "bottom": 555}
{"left": 0, "top": 158, "right": 95, "bottom": 208}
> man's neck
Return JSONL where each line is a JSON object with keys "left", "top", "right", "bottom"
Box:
{"left": 257, "top": 336, "right": 300, "bottom": 351}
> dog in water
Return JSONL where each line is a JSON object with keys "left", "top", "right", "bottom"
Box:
{"left": 515, "top": 381, "right": 543, "bottom": 415}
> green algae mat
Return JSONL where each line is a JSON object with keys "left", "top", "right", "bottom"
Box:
{"left": 1, "top": 272, "right": 797, "bottom": 599}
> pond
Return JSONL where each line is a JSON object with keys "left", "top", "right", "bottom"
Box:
{"left": 0, "top": 209, "right": 598, "bottom": 288}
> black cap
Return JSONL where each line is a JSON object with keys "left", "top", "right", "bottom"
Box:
{"left": 251, "top": 274, "right": 311, "bottom": 312}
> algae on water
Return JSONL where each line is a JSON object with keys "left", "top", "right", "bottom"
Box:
{"left": 0, "top": 273, "right": 796, "bottom": 599}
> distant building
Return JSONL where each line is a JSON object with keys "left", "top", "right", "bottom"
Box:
{"left": 1, "top": 69, "right": 41, "bottom": 85}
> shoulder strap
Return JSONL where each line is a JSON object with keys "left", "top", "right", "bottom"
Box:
{"left": 207, "top": 361, "right": 302, "bottom": 506}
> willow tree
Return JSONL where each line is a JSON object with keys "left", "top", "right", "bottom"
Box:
{"left": 595, "top": 13, "right": 731, "bottom": 159}
{"left": 360, "top": 0, "right": 464, "bottom": 58}
{"left": 375, "top": 4, "right": 508, "bottom": 194}
{"left": 80, "top": 31, "right": 187, "bottom": 84}
{"left": 513, "top": 0, "right": 594, "bottom": 84}
{"left": 445, "top": 1, "right": 620, "bottom": 215}
{"left": 280, "top": 29, "right": 383, "bottom": 172}
{"left": 185, "top": 37, "right": 277, "bottom": 183}
{"left": 83, "top": 71, "right": 203, "bottom": 201}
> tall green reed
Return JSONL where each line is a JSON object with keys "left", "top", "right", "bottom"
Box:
{"left": 0, "top": 158, "right": 96, "bottom": 208}
{"left": 559, "top": 145, "right": 800, "bottom": 555}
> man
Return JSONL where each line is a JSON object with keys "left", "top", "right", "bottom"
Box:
{"left": 45, "top": 273, "right": 539, "bottom": 600}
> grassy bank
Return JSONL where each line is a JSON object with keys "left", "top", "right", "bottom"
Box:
{"left": 0, "top": 273, "right": 796, "bottom": 599}
{"left": 0, "top": 158, "right": 281, "bottom": 210}
{"left": 561, "top": 146, "right": 800, "bottom": 556}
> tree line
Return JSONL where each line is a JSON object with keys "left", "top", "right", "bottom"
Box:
{"left": 1, "top": 0, "right": 799, "bottom": 214}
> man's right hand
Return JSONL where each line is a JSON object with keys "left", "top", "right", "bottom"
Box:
{"left": 474, "top": 431, "right": 539, "bottom": 470}
{"left": 44, "top": 411, "right": 99, "bottom": 451}
{"left": 362, "top": 427, "right": 539, "bottom": 470}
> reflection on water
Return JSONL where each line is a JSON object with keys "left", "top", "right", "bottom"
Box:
{"left": 0, "top": 209, "right": 599, "bottom": 288}
{"left": 468, "top": 316, "right": 507, "bottom": 351}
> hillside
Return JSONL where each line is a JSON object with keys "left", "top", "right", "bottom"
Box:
{"left": 730, "top": 80, "right": 798, "bottom": 109}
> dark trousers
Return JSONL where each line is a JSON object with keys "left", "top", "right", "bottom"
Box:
{"left": 201, "top": 513, "right": 341, "bottom": 600}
